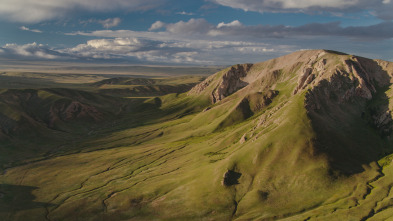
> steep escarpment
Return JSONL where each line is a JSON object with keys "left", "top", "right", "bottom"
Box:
{"left": 189, "top": 64, "right": 252, "bottom": 103}
{"left": 211, "top": 64, "right": 253, "bottom": 103}
{"left": 302, "top": 55, "right": 392, "bottom": 174}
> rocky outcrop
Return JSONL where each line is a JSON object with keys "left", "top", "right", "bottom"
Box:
{"left": 188, "top": 64, "right": 253, "bottom": 103}
{"left": 344, "top": 58, "right": 376, "bottom": 100}
{"left": 303, "top": 55, "right": 385, "bottom": 114}
{"left": 305, "top": 68, "right": 371, "bottom": 112}
{"left": 211, "top": 64, "right": 253, "bottom": 103}
{"left": 294, "top": 52, "right": 327, "bottom": 94}
{"left": 303, "top": 54, "right": 393, "bottom": 140}
{"left": 239, "top": 133, "right": 247, "bottom": 144}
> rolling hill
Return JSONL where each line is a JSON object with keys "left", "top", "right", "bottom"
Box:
{"left": 93, "top": 76, "right": 205, "bottom": 97}
{"left": 1, "top": 49, "right": 393, "bottom": 220}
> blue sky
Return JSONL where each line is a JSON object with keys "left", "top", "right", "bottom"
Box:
{"left": 0, "top": 0, "right": 392, "bottom": 65}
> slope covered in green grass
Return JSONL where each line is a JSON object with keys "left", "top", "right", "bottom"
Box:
{"left": 1, "top": 50, "right": 393, "bottom": 220}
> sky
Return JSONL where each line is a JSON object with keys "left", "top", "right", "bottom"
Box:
{"left": 0, "top": 0, "right": 392, "bottom": 66}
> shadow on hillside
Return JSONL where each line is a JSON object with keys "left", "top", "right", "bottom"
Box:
{"left": 0, "top": 184, "right": 55, "bottom": 212}
{"left": 307, "top": 58, "right": 393, "bottom": 175}
{"left": 223, "top": 170, "right": 242, "bottom": 186}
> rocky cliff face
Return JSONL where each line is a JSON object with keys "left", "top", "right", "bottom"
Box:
{"left": 190, "top": 50, "right": 393, "bottom": 108}
{"left": 293, "top": 51, "right": 327, "bottom": 95}
{"left": 293, "top": 52, "right": 393, "bottom": 102}
{"left": 211, "top": 64, "right": 253, "bottom": 103}
{"left": 300, "top": 57, "right": 379, "bottom": 105}
{"left": 189, "top": 63, "right": 252, "bottom": 103}
{"left": 302, "top": 55, "right": 392, "bottom": 122}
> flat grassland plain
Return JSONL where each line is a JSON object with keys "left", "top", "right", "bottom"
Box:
{"left": 2, "top": 50, "right": 393, "bottom": 220}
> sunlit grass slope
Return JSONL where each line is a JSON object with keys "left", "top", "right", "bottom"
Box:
{"left": 1, "top": 50, "right": 393, "bottom": 220}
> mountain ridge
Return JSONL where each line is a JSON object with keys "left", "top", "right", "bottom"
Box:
{"left": 189, "top": 49, "right": 393, "bottom": 173}
{"left": 1, "top": 49, "right": 393, "bottom": 220}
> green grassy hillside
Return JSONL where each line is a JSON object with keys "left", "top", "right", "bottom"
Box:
{"left": 93, "top": 76, "right": 205, "bottom": 97}
{"left": 1, "top": 50, "right": 393, "bottom": 220}
{"left": 0, "top": 73, "right": 206, "bottom": 170}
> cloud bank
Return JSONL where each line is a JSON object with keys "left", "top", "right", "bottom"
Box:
{"left": 1, "top": 43, "right": 64, "bottom": 59}
{"left": 211, "top": 0, "right": 393, "bottom": 20}
{"left": 0, "top": 0, "right": 163, "bottom": 23}
{"left": 0, "top": 37, "right": 282, "bottom": 65}
{"left": 81, "top": 17, "right": 122, "bottom": 28}
{"left": 1, "top": 19, "right": 393, "bottom": 65}
{"left": 151, "top": 19, "right": 393, "bottom": 40}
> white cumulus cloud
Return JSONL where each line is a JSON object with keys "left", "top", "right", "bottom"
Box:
{"left": 217, "top": 20, "right": 242, "bottom": 28}
{"left": 98, "top": 18, "right": 122, "bottom": 29}
{"left": 149, "top": 21, "right": 166, "bottom": 31}
{"left": 166, "top": 19, "right": 214, "bottom": 35}
{"left": 19, "top": 26, "right": 42, "bottom": 33}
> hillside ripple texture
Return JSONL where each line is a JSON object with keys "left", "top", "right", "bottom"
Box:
{"left": 1, "top": 50, "right": 393, "bottom": 220}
